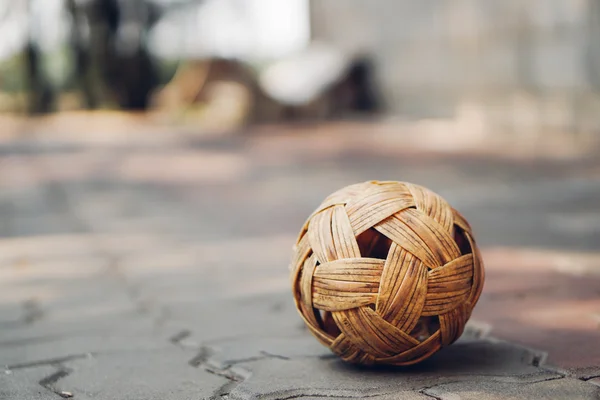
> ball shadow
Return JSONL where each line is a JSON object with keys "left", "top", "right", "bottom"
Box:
{"left": 329, "top": 339, "right": 538, "bottom": 378}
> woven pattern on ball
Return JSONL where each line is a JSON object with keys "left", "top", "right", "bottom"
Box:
{"left": 290, "top": 181, "right": 485, "bottom": 366}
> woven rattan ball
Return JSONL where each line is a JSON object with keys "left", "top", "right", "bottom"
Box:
{"left": 290, "top": 180, "right": 485, "bottom": 366}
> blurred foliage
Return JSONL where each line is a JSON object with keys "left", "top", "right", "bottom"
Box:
{"left": 0, "top": 52, "right": 27, "bottom": 93}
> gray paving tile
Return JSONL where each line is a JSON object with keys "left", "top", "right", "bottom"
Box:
{"left": 0, "top": 366, "right": 59, "bottom": 400}
{"left": 53, "top": 348, "right": 228, "bottom": 400}
{"left": 423, "top": 377, "right": 600, "bottom": 400}
{"left": 1, "top": 322, "right": 168, "bottom": 368}
{"left": 227, "top": 339, "right": 560, "bottom": 400}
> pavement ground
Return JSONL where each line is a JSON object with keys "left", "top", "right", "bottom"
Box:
{"left": 1, "top": 117, "right": 599, "bottom": 399}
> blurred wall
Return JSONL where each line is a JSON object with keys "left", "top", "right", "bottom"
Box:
{"left": 310, "top": 0, "right": 600, "bottom": 137}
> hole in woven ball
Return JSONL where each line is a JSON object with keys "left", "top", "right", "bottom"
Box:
{"left": 453, "top": 226, "right": 472, "bottom": 255}
{"left": 315, "top": 309, "right": 341, "bottom": 337}
{"left": 356, "top": 229, "right": 392, "bottom": 259}
{"left": 410, "top": 316, "right": 440, "bottom": 341}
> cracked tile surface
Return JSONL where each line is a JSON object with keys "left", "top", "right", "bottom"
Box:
{"left": 423, "top": 377, "right": 600, "bottom": 400}
{"left": 0, "top": 124, "right": 599, "bottom": 399}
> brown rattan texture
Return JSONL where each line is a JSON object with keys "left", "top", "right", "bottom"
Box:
{"left": 290, "top": 181, "right": 485, "bottom": 366}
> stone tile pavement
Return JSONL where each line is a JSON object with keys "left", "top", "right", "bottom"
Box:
{"left": 0, "top": 120, "right": 599, "bottom": 399}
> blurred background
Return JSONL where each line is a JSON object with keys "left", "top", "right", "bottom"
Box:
{"left": 1, "top": 0, "right": 599, "bottom": 145}
{"left": 1, "top": 1, "right": 600, "bottom": 378}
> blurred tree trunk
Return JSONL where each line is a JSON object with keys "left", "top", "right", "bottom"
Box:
{"left": 90, "top": 0, "right": 159, "bottom": 110}
{"left": 24, "top": 0, "right": 54, "bottom": 114}
{"left": 66, "top": 0, "right": 98, "bottom": 109}
{"left": 24, "top": 40, "right": 54, "bottom": 114}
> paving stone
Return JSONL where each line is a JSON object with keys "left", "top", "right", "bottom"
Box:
{"left": 423, "top": 377, "right": 600, "bottom": 400}
{"left": 255, "top": 392, "right": 430, "bottom": 400}
{"left": 370, "top": 394, "right": 432, "bottom": 400}
{"left": 53, "top": 348, "right": 228, "bottom": 400}
{"left": 1, "top": 319, "right": 169, "bottom": 368}
{"left": 0, "top": 258, "right": 124, "bottom": 310}
{"left": 227, "top": 339, "right": 561, "bottom": 400}
{"left": 166, "top": 292, "right": 300, "bottom": 342}
{"left": 0, "top": 274, "right": 152, "bottom": 347}
{"left": 121, "top": 247, "right": 292, "bottom": 306}
{"left": 473, "top": 249, "right": 600, "bottom": 369}
{"left": 566, "top": 367, "right": 600, "bottom": 380}
{"left": 0, "top": 234, "right": 98, "bottom": 267}
{"left": 203, "top": 318, "right": 491, "bottom": 371}
{"left": 0, "top": 365, "right": 58, "bottom": 400}
{"left": 0, "top": 304, "right": 26, "bottom": 328}
{"left": 205, "top": 334, "right": 329, "bottom": 368}
{"left": 0, "top": 301, "right": 165, "bottom": 343}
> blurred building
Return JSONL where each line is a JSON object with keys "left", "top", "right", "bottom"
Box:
{"left": 310, "top": 0, "right": 600, "bottom": 138}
